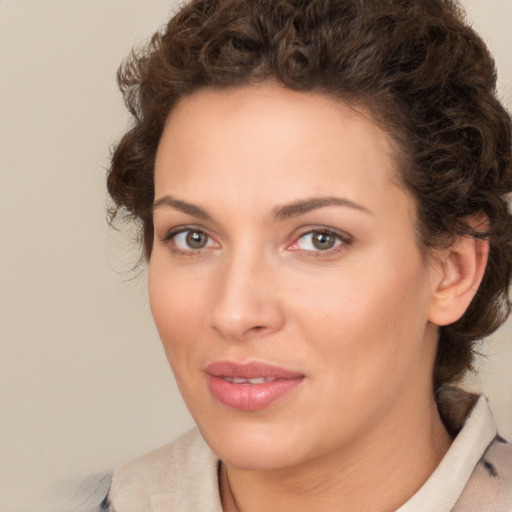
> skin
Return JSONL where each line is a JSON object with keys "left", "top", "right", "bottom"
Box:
{"left": 148, "top": 84, "right": 483, "bottom": 512}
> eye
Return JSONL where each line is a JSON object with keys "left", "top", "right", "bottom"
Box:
{"left": 289, "top": 228, "right": 350, "bottom": 254}
{"left": 167, "top": 228, "right": 217, "bottom": 252}
{"left": 297, "top": 230, "right": 341, "bottom": 251}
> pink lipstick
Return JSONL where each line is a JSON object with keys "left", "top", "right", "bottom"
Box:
{"left": 205, "top": 361, "right": 305, "bottom": 411}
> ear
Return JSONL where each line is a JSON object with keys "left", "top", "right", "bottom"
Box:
{"left": 427, "top": 234, "right": 489, "bottom": 326}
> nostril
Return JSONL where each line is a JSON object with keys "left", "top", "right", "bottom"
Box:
{"left": 209, "top": 287, "right": 286, "bottom": 339}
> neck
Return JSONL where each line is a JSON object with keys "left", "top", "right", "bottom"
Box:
{"left": 220, "top": 391, "right": 452, "bottom": 512}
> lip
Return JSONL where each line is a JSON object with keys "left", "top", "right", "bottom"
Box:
{"left": 205, "top": 361, "right": 305, "bottom": 411}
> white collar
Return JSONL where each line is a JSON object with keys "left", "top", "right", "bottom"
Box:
{"left": 397, "top": 395, "right": 497, "bottom": 512}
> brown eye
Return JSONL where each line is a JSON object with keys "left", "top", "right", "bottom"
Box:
{"left": 185, "top": 230, "right": 209, "bottom": 249}
{"left": 170, "top": 229, "right": 213, "bottom": 251}
{"left": 312, "top": 231, "right": 336, "bottom": 250}
{"left": 295, "top": 229, "right": 344, "bottom": 252}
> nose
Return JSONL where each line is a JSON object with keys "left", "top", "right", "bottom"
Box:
{"left": 209, "top": 250, "right": 286, "bottom": 341}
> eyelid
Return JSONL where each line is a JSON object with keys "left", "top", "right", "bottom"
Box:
{"left": 157, "top": 224, "right": 352, "bottom": 256}
{"left": 160, "top": 224, "right": 207, "bottom": 240}
{"left": 160, "top": 225, "right": 220, "bottom": 254}
{"left": 287, "top": 226, "right": 353, "bottom": 253}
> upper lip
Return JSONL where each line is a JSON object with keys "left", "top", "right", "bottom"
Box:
{"left": 205, "top": 361, "right": 304, "bottom": 379}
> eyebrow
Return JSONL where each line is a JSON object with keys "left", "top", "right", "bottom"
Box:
{"left": 271, "top": 196, "right": 373, "bottom": 221}
{"left": 153, "top": 196, "right": 212, "bottom": 220}
{"left": 152, "top": 194, "right": 372, "bottom": 221}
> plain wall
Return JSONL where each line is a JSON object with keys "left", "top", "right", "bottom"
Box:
{"left": 1, "top": 1, "right": 511, "bottom": 510}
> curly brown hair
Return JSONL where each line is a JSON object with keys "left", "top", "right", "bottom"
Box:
{"left": 107, "top": 0, "right": 512, "bottom": 388}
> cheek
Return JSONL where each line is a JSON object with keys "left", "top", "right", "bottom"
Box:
{"left": 287, "top": 256, "right": 432, "bottom": 378}
{"left": 147, "top": 261, "right": 208, "bottom": 369}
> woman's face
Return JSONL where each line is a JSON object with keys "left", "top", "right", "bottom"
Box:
{"left": 149, "top": 84, "right": 441, "bottom": 471}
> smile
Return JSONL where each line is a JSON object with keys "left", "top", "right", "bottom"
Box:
{"left": 205, "top": 361, "right": 305, "bottom": 411}
{"left": 221, "top": 377, "right": 277, "bottom": 384}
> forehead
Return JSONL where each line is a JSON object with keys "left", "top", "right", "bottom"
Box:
{"left": 154, "top": 84, "right": 410, "bottom": 219}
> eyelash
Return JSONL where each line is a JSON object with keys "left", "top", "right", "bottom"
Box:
{"left": 288, "top": 228, "right": 352, "bottom": 256}
{"left": 161, "top": 227, "right": 216, "bottom": 257}
{"left": 160, "top": 226, "right": 352, "bottom": 257}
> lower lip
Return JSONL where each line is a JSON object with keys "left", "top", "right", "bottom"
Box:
{"left": 207, "top": 375, "right": 304, "bottom": 411}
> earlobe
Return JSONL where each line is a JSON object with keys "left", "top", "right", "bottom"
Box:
{"left": 428, "top": 236, "right": 489, "bottom": 326}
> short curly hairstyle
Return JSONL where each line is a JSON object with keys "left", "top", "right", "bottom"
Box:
{"left": 107, "top": 0, "right": 512, "bottom": 388}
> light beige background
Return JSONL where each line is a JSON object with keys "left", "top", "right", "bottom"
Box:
{"left": 1, "top": 1, "right": 511, "bottom": 511}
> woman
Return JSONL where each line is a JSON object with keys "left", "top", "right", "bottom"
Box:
{"left": 99, "top": 0, "right": 512, "bottom": 510}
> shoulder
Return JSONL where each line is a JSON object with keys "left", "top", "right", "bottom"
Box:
{"left": 453, "top": 435, "right": 512, "bottom": 511}
{"left": 482, "top": 435, "right": 512, "bottom": 481}
{"left": 105, "top": 428, "right": 222, "bottom": 512}
{"left": 438, "top": 387, "right": 512, "bottom": 511}
{"left": 400, "top": 388, "right": 512, "bottom": 512}
{"left": 110, "top": 428, "right": 205, "bottom": 488}
{"left": 37, "top": 473, "right": 113, "bottom": 512}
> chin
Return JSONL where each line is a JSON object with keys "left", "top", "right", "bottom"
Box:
{"left": 212, "top": 437, "right": 301, "bottom": 471}
{"left": 195, "top": 413, "right": 315, "bottom": 471}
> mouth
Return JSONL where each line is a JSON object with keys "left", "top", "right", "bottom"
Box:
{"left": 205, "top": 361, "right": 305, "bottom": 411}
{"left": 221, "top": 376, "right": 278, "bottom": 384}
